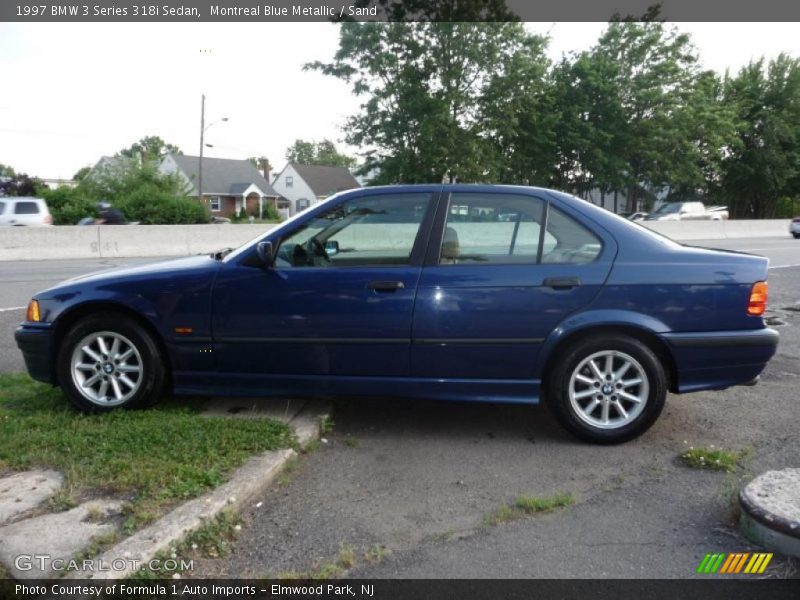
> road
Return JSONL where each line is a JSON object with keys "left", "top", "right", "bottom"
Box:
{"left": 0, "top": 238, "right": 798, "bottom": 579}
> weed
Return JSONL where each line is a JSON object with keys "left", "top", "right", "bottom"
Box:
{"left": 679, "top": 446, "right": 749, "bottom": 473}
{"left": 485, "top": 492, "right": 575, "bottom": 527}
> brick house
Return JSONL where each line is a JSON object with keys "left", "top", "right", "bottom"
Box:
{"left": 159, "top": 154, "right": 278, "bottom": 219}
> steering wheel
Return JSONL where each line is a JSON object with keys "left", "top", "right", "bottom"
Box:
{"left": 309, "top": 238, "right": 332, "bottom": 266}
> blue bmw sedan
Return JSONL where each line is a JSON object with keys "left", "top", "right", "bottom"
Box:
{"left": 15, "top": 185, "right": 779, "bottom": 443}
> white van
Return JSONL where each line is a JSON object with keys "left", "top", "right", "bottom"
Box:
{"left": 0, "top": 197, "right": 53, "bottom": 226}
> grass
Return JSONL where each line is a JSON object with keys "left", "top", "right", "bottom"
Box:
{"left": 130, "top": 511, "right": 242, "bottom": 579}
{"left": 343, "top": 436, "right": 360, "bottom": 448}
{"left": 319, "top": 414, "right": 334, "bottom": 435}
{"left": 679, "top": 445, "right": 750, "bottom": 473}
{"left": 0, "top": 373, "right": 294, "bottom": 531}
{"left": 277, "top": 543, "right": 363, "bottom": 580}
{"left": 484, "top": 492, "right": 575, "bottom": 526}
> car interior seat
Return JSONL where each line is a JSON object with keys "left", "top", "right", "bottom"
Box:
{"left": 440, "top": 226, "right": 461, "bottom": 264}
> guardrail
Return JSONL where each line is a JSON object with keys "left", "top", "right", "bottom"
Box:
{"left": 0, "top": 219, "right": 791, "bottom": 262}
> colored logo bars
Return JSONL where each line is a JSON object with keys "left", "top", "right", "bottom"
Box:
{"left": 696, "top": 552, "right": 773, "bottom": 574}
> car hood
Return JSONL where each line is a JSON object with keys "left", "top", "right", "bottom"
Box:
{"left": 37, "top": 255, "right": 220, "bottom": 296}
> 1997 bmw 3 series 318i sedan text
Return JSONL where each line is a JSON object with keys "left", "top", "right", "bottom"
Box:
{"left": 15, "top": 185, "right": 779, "bottom": 443}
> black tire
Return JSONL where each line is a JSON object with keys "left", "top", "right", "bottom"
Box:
{"left": 56, "top": 313, "right": 166, "bottom": 413}
{"left": 793, "top": 233, "right": 800, "bottom": 239}
{"left": 545, "top": 334, "right": 667, "bottom": 444}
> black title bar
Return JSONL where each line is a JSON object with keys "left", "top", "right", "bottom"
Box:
{"left": 3, "top": 0, "right": 800, "bottom": 22}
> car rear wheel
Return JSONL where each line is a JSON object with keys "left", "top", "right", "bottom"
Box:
{"left": 57, "top": 313, "right": 166, "bottom": 412}
{"left": 546, "top": 334, "right": 667, "bottom": 444}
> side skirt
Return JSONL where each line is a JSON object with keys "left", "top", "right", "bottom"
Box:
{"left": 172, "top": 372, "right": 541, "bottom": 405}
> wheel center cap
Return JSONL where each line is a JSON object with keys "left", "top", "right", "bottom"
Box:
{"left": 103, "top": 363, "right": 114, "bottom": 374}
{"left": 602, "top": 383, "right": 613, "bottom": 395}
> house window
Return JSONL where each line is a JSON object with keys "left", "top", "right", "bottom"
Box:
{"left": 210, "top": 196, "right": 221, "bottom": 212}
{"left": 285, "top": 176, "right": 293, "bottom": 188}
{"left": 296, "top": 198, "right": 310, "bottom": 211}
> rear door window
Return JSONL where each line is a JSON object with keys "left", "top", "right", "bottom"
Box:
{"left": 14, "top": 201, "right": 40, "bottom": 214}
{"left": 439, "top": 193, "right": 546, "bottom": 264}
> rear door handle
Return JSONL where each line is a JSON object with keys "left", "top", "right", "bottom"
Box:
{"left": 367, "top": 280, "right": 405, "bottom": 292}
{"left": 543, "top": 277, "right": 581, "bottom": 290}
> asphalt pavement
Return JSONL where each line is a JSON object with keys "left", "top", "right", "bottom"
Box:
{"left": 0, "top": 237, "right": 798, "bottom": 578}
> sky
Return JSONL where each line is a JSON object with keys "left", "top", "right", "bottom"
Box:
{"left": 1, "top": 22, "right": 799, "bottom": 179}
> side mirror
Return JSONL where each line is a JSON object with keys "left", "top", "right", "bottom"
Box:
{"left": 256, "top": 241, "right": 274, "bottom": 266}
{"left": 324, "top": 240, "right": 339, "bottom": 257}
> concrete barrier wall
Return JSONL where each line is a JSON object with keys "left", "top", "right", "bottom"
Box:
{"left": 0, "top": 224, "right": 275, "bottom": 261}
{"left": 640, "top": 219, "right": 790, "bottom": 240}
{"left": 0, "top": 219, "right": 791, "bottom": 262}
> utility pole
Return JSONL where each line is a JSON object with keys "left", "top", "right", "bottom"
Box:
{"left": 198, "top": 93, "right": 205, "bottom": 206}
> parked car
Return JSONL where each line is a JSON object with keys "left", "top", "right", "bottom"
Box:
{"left": 15, "top": 185, "right": 778, "bottom": 443}
{"left": 624, "top": 211, "right": 648, "bottom": 221}
{"left": 644, "top": 201, "right": 728, "bottom": 221}
{"left": 791, "top": 217, "right": 800, "bottom": 239}
{"left": 0, "top": 197, "right": 52, "bottom": 226}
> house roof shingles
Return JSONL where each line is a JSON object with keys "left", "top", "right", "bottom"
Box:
{"left": 291, "top": 162, "right": 360, "bottom": 196}
{"left": 169, "top": 154, "right": 278, "bottom": 197}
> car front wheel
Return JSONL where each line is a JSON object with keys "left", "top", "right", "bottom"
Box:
{"left": 57, "top": 313, "right": 166, "bottom": 412}
{"left": 546, "top": 334, "right": 667, "bottom": 444}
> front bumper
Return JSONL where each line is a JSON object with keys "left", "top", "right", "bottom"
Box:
{"left": 661, "top": 328, "right": 779, "bottom": 393}
{"left": 14, "top": 325, "right": 56, "bottom": 385}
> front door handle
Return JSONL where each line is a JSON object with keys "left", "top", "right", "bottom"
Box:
{"left": 367, "top": 280, "right": 405, "bottom": 292}
{"left": 543, "top": 277, "right": 581, "bottom": 290}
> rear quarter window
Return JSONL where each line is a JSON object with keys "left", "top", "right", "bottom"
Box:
{"left": 14, "top": 201, "right": 40, "bottom": 215}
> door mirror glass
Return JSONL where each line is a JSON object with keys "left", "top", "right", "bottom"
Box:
{"left": 256, "top": 241, "right": 274, "bottom": 266}
{"left": 324, "top": 240, "right": 340, "bottom": 256}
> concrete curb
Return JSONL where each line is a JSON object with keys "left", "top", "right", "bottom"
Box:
{"left": 64, "top": 401, "right": 329, "bottom": 580}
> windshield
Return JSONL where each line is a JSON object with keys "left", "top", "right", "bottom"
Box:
{"left": 222, "top": 193, "right": 345, "bottom": 263}
{"left": 652, "top": 203, "right": 680, "bottom": 214}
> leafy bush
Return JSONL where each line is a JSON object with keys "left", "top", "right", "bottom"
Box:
{"left": 39, "top": 186, "right": 97, "bottom": 225}
{"left": 40, "top": 163, "right": 208, "bottom": 225}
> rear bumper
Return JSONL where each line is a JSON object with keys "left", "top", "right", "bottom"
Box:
{"left": 14, "top": 325, "right": 56, "bottom": 385}
{"left": 661, "top": 328, "right": 778, "bottom": 393}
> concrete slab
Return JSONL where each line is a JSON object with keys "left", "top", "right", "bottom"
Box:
{"left": 0, "top": 470, "right": 63, "bottom": 526}
{"left": 740, "top": 468, "right": 800, "bottom": 558}
{"left": 0, "top": 500, "right": 122, "bottom": 579}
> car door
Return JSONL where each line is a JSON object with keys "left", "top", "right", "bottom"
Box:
{"left": 10, "top": 200, "right": 41, "bottom": 226}
{"left": 211, "top": 189, "right": 438, "bottom": 378}
{"left": 411, "top": 189, "right": 616, "bottom": 380}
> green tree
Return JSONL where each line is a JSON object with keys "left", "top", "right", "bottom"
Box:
{"left": 308, "top": 22, "right": 543, "bottom": 183}
{"left": 284, "top": 139, "right": 355, "bottom": 168}
{"left": 72, "top": 166, "right": 91, "bottom": 181}
{"left": 0, "top": 173, "right": 43, "bottom": 197}
{"left": 118, "top": 135, "right": 182, "bottom": 164}
{"left": 718, "top": 55, "right": 800, "bottom": 218}
{"left": 0, "top": 164, "right": 15, "bottom": 177}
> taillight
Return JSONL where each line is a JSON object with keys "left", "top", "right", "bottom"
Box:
{"left": 44, "top": 214, "right": 52, "bottom": 225}
{"left": 26, "top": 299, "right": 41, "bottom": 322}
{"left": 747, "top": 281, "right": 768, "bottom": 316}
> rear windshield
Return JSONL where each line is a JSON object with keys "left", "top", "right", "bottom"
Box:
{"left": 14, "top": 201, "right": 40, "bottom": 214}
